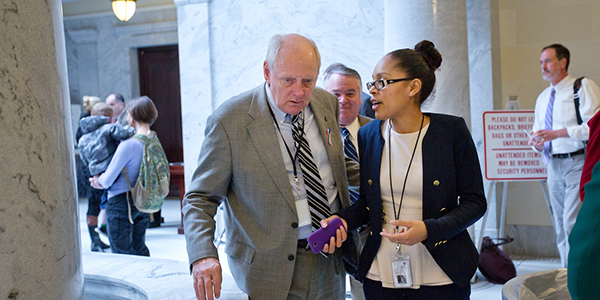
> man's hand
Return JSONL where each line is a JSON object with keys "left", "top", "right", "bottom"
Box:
{"left": 530, "top": 129, "right": 569, "bottom": 150}
{"left": 192, "top": 257, "right": 222, "bottom": 300}
{"left": 380, "top": 220, "right": 427, "bottom": 246}
{"left": 89, "top": 174, "right": 103, "bottom": 189}
{"left": 320, "top": 216, "right": 348, "bottom": 254}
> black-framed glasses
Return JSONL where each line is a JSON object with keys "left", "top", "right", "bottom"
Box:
{"left": 366, "top": 78, "right": 413, "bottom": 90}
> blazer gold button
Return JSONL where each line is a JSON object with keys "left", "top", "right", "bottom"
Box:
{"left": 433, "top": 180, "right": 440, "bottom": 186}
{"left": 368, "top": 179, "right": 373, "bottom": 185}
{"left": 440, "top": 208, "right": 446, "bottom": 212}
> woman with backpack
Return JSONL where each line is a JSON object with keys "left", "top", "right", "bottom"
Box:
{"left": 90, "top": 96, "right": 159, "bottom": 256}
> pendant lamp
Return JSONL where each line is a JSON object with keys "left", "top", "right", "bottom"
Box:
{"left": 112, "top": 0, "right": 136, "bottom": 22}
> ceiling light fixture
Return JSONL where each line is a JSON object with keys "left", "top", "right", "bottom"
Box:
{"left": 112, "top": 0, "right": 136, "bottom": 22}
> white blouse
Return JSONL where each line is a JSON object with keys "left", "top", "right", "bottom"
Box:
{"left": 365, "top": 120, "right": 453, "bottom": 289}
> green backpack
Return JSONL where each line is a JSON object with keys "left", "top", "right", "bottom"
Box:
{"left": 123, "top": 131, "right": 170, "bottom": 217}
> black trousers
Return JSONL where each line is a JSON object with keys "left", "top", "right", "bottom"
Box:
{"left": 363, "top": 278, "right": 470, "bottom": 300}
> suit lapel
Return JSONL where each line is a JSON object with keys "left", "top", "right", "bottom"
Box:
{"left": 246, "top": 85, "right": 297, "bottom": 213}
{"left": 358, "top": 115, "right": 373, "bottom": 127}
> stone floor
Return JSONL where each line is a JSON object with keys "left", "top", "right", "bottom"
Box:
{"left": 79, "top": 197, "right": 562, "bottom": 299}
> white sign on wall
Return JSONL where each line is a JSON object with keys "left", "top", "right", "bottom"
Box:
{"left": 483, "top": 111, "right": 547, "bottom": 181}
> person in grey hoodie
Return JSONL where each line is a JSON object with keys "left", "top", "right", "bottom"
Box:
{"left": 78, "top": 102, "right": 135, "bottom": 251}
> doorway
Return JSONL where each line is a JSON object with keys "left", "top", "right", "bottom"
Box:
{"left": 137, "top": 44, "right": 183, "bottom": 163}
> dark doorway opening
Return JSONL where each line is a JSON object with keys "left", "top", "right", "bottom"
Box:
{"left": 138, "top": 45, "right": 183, "bottom": 163}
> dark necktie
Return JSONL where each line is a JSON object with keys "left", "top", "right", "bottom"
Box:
{"left": 543, "top": 88, "right": 555, "bottom": 163}
{"left": 292, "top": 113, "right": 330, "bottom": 230}
{"left": 341, "top": 127, "right": 359, "bottom": 204}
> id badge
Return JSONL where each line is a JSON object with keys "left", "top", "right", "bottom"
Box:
{"left": 391, "top": 254, "right": 413, "bottom": 288}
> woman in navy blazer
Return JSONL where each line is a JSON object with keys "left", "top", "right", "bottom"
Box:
{"left": 325, "top": 41, "right": 486, "bottom": 299}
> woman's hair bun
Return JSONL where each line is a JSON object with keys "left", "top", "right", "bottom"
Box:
{"left": 414, "top": 40, "right": 442, "bottom": 71}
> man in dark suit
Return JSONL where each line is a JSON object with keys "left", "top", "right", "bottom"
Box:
{"left": 359, "top": 93, "right": 375, "bottom": 118}
{"left": 183, "top": 33, "right": 359, "bottom": 300}
{"left": 325, "top": 64, "right": 372, "bottom": 300}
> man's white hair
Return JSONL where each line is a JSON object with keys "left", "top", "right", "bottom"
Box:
{"left": 265, "top": 34, "right": 321, "bottom": 71}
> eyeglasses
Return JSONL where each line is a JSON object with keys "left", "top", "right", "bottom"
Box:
{"left": 366, "top": 78, "right": 413, "bottom": 90}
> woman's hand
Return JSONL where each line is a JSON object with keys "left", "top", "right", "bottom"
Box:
{"left": 380, "top": 220, "right": 427, "bottom": 246}
{"left": 320, "top": 216, "right": 348, "bottom": 254}
{"left": 89, "top": 174, "right": 103, "bottom": 189}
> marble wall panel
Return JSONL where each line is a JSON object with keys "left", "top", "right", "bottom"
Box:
{"left": 176, "top": 1, "right": 213, "bottom": 182}
{"left": 504, "top": 224, "right": 559, "bottom": 257}
{"left": 207, "top": 0, "right": 385, "bottom": 108}
{"left": 63, "top": 7, "right": 178, "bottom": 106}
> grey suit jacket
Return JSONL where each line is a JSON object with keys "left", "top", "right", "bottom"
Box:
{"left": 183, "top": 84, "right": 359, "bottom": 299}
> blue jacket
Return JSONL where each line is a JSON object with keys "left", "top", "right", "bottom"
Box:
{"left": 337, "top": 113, "right": 487, "bottom": 287}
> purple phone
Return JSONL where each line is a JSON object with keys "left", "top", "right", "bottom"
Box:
{"left": 307, "top": 217, "right": 346, "bottom": 254}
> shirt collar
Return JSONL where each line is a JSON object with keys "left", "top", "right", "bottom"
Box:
{"left": 342, "top": 117, "right": 360, "bottom": 138}
{"left": 551, "top": 74, "right": 573, "bottom": 92}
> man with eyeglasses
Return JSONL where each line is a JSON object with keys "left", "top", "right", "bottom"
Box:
{"left": 183, "top": 33, "right": 359, "bottom": 300}
{"left": 325, "top": 63, "right": 372, "bottom": 300}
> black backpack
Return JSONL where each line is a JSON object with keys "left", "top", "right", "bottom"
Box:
{"left": 574, "top": 76, "right": 585, "bottom": 125}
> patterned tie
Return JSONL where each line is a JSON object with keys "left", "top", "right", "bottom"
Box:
{"left": 543, "top": 88, "right": 555, "bottom": 164}
{"left": 341, "top": 127, "right": 359, "bottom": 204}
{"left": 292, "top": 113, "right": 331, "bottom": 230}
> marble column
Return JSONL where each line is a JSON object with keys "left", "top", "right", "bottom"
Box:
{"left": 384, "top": 0, "right": 471, "bottom": 125}
{"left": 0, "top": 0, "right": 83, "bottom": 299}
{"left": 466, "top": 0, "right": 502, "bottom": 239}
{"left": 174, "top": 0, "right": 213, "bottom": 185}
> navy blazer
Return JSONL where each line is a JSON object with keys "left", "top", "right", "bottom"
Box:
{"left": 337, "top": 113, "right": 487, "bottom": 287}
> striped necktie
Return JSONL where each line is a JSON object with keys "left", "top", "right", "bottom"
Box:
{"left": 292, "top": 113, "right": 330, "bottom": 230}
{"left": 341, "top": 127, "right": 359, "bottom": 204}
{"left": 341, "top": 127, "right": 359, "bottom": 162}
{"left": 543, "top": 88, "right": 555, "bottom": 164}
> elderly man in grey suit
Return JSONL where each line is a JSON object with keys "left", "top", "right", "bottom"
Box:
{"left": 183, "top": 33, "right": 359, "bottom": 300}
{"left": 325, "top": 64, "right": 372, "bottom": 300}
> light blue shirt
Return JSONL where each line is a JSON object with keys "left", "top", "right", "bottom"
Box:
{"left": 98, "top": 138, "right": 143, "bottom": 199}
{"left": 265, "top": 83, "right": 340, "bottom": 239}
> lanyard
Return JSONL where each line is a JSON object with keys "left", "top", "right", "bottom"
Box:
{"left": 267, "top": 104, "right": 305, "bottom": 181}
{"left": 389, "top": 114, "right": 425, "bottom": 233}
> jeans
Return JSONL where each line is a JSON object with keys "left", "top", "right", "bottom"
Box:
{"left": 106, "top": 192, "right": 150, "bottom": 256}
